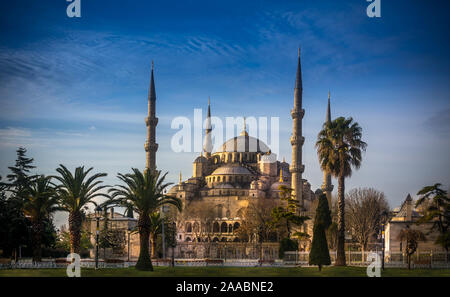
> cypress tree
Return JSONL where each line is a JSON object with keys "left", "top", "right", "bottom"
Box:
{"left": 309, "top": 193, "right": 332, "bottom": 271}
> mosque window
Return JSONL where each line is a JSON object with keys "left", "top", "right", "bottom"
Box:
{"left": 193, "top": 222, "right": 199, "bottom": 233}
{"left": 186, "top": 222, "right": 192, "bottom": 233}
{"left": 221, "top": 222, "right": 228, "bottom": 233}
{"left": 213, "top": 222, "right": 220, "bottom": 233}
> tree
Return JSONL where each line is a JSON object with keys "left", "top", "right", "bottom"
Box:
{"left": 346, "top": 188, "right": 389, "bottom": 258}
{"left": 149, "top": 212, "right": 163, "bottom": 258}
{"left": 309, "top": 194, "right": 332, "bottom": 271}
{"left": 56, "top": 226, "right": 92, "bottom": 255}
{"left": 398, "top": 226, "right": 426, "bottom": 269}
{"left": 316, "top": 117, "right": 367, "bottom": 266}
{"left": 7, "top": 147, "right": 37, "bottom": 196}
{"left": 236, "top": 198, "right": 278, "bottom": 243}
{"left": 415, "top": 183, "right": 450, "bottom": 252}
{"left": 271, "top": 186, "right": 310, "bottom": 239}
{"left": 22, "top": 175, "right": 61, "bottom": 261}
{"left": 107, "top": 169, "right": 182, "bottom": 271}
{"left": 0, "top": 176, "right": 29, "bottom": 258}
{"left": 52, "top": 165, "right": 108, "bottom": 254}
{"left": 1, "top": 148, "right": 38, "bottom": 259}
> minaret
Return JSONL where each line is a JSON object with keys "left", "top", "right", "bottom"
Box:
{"left": 203, "top": 97, "right": 213, "bottom": 157}
{"left": 145, "top": 61, "right": 158, "bottom": 172}
{"left": 321, "top": 90, "right": 333, "bottom": 207}
{"left": 290, "top": 48, "right": 305, "bottom": 207}
{"left": 240, "top": 117, "right": 248, "bottom": 136}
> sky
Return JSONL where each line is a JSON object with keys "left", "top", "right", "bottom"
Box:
{"left": 0, "top": 0, "right": 449, "bottom": 227}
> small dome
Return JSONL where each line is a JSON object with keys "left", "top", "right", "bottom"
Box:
{"left": 270, "top": 181, "right": 290, "bottom": 191}
{"left": 218, "top": 135, "right": 270, "bottom": 153}
{"left": 194, "top": 155, "right": 207, "bottom": 163}
{"left": 212, "top": 165, "right": 252, "bottom": 175}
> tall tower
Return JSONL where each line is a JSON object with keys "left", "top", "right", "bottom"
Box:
{"left": 321, "top": 91, "right": 333, "bottom": 207}
{"left": 290, "top": 48, "right": 305, "bottom": 207}
{"left": 145, "top": 61, "right": 158, "bottom": 172}
{"left": 203, "top": 97, "right": 213, "bottom": 157}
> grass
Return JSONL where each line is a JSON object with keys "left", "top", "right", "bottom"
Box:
{"left": 0, "top": 266, "right": 449, "bottom": 277}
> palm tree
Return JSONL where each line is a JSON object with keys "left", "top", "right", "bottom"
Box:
{"left": 53, "top": 165, "right": 108, "bottom": 254}
{"left": 316, "top": 117, "right": 367, "bottom": 266}
{"left": 149, "top": 212, "right": 163, "bottom": 259}
{"left": 107, "top": 168, "right": 182, "bottom": 271}
{"left": 398, "top": 226, "right": 427, "bottom": 269}
{"left": 22, "top": 175, "right": 61, "bottom": 262}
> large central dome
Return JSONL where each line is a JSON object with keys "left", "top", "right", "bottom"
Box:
{"left": 218, "top": 135, "right": 270, "bottom": 153}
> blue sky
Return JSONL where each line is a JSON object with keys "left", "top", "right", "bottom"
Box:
{"left": 1, "top": 0, "right": 449, "bottom": 226}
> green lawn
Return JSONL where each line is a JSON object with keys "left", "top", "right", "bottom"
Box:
{"left": 0, "top": 266, "right": 449, "bottom": 277}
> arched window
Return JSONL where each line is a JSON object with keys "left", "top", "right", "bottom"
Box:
{"left": 212, "top": 237, "right": 219, "bottom": 242}
{"left": 193, "top": 222, "right": 199, "bottom": 233}
{"left": 228, "top": 224, "right": 232, "bottom": 233}
{"left": 186, "top": 222, "right": 192, "bottom": 233}
{"left": 221, "top": 222, "right": 228, "bottom": 233}
{"left": 185, "top": 237, "right": 191, "bottom": 242}
{"left": 233, "top": 222, "right": 240, "bottom": 231}
{"left": 213, "top": 222, "right": 220, "bottom": 233}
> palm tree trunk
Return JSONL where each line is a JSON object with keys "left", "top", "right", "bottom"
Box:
{"left": 335, "top": 173, "right": 346, "bottom": 266}
{"left": 69, "top": 211, "right": 82, "bottom": 254}
{"left": 136, "top": 214, "right": 153, "bottom": 271}
{"left": 151, "top": 233, "right": 158, "bottom": 259}
{"left": 32, "top": 219, "right": 43, "bottom": 262}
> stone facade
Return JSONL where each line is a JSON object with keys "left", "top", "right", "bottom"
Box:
{"left": 385, "top": 194, "right": 446, "bottom": 253}
{"left": 166, "top": 50, "right": 320, "bottom": 255}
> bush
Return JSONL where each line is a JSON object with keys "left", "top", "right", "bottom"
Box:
{"left": 279, "top": 238, "right": 298, "bottom": 259}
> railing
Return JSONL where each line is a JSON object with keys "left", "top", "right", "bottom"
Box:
{"left": 283, "top": 251, "right": 450, "bottom": 268}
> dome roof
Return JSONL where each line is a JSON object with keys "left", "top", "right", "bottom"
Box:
{"left": 218, "top": 135, "right": 270, "bottom": 153}
{"left": 194, "top": 155, "right": 207, "bottom": 163}
{"left": 270, "top": 181, "right": 290, "bottom": 191}
{"left": 212, "top": 165, "right": 252, "bottom": 175}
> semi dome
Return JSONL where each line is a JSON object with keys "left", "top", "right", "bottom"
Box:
{"left": 212, "top": 165, "right": 252, "bottom": 175}
{"left": 218, "top": 135, "right": 270, "bottom": 153}
{"left": 270, "top": 181, "right": 290, "bottom": 191}
{"left": 194, "top": 155, "right": 207, "bottom": 163}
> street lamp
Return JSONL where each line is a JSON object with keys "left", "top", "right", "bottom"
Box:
{"left": 94, "top": 205, "right": 102, "bottom": 270}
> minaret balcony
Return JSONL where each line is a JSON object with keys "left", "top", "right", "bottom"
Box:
{"left": 289, "top": 164, "right": 304, "bottom": 173}
{"left": 290, "top": 108, "right": 305, "bottom": 119}
{"left": 145, "top": 116, "right": 159, "bottom": 126}
{"left": 144, "top": 142, "right": 159, "bottom": 151}
{"left": 321, "top": 184, "right": 334, "bottom": 192}
{"left": 290, "top": 135, "right": 305, "bottom": 146}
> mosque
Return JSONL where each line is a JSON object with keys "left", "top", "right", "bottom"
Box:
{"left": 144, "top": 50, "right": 333, "bottom": 254}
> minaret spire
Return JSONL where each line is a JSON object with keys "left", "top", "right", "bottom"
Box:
{"left": 321, "top": 90, "right": 333, "bottom": 206}
{"left": 240, "top": 116, "right": 248, "bottom": 136}
{"left": 203, "top": 97, "right": 213, "bottom": 157}
{"left": 290, "top": 47, "right": 305, "bottom": 207}
{"left": 145, "top": 60, "right": 158, "bottom": 172}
